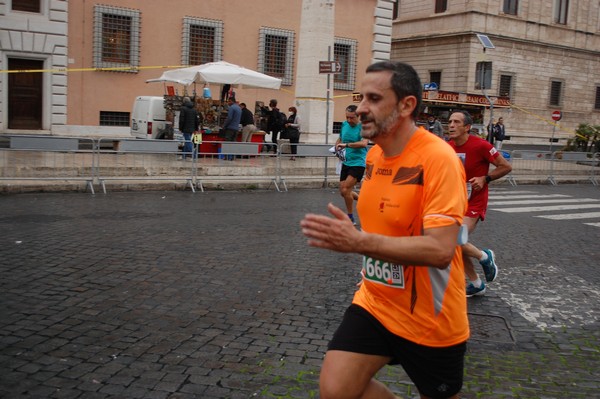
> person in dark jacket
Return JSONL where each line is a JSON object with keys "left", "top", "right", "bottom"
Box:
{"left": 239, "top": 102, "right": 257, "bottom": 142}
{"left": 222, "top": 97, "right": 242, "bottom": 160}
{"left": 179, "top": 97, "right": 199, "bottom": 159}
{"left": 284, "top": 106, "right": 301, "bottom": 160}
{"left": 261, "top": 99, "right": 282, "bottom": 153}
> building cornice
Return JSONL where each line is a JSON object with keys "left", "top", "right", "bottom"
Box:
{"left": 392, "top": 31, "right": 600, "bottom": 57}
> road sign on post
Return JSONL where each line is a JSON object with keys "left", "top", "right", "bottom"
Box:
{"left": 552, "top": 110, "right": 562, "bottom": 121}
{"left": 550, "top": 110, "right": 562, "bottom": 153}
{"left": 319, "top": 61, "right": 342, "bottom": 74}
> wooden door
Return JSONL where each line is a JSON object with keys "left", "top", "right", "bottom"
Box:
{"left": 8, "top": 58, "right": 43, "bottom": 130}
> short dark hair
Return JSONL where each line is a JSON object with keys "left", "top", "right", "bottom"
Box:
{"left": 345, "top": 105, "right": 357, "bottom": 113}
{"left": 269, "top": 99, "right": 278, "bottom": 107}
{"left": 454, "top": 110, "right": 473, "bottom": 126}
{"left": 365, "top": 61, "right": 422, "bottom": 119}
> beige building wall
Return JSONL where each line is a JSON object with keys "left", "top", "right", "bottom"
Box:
{"left": 60, "top": 0, "right": 388, "bottom": 138}
{"left": 392, "top": 0, "right": 600, "bottom": 144}
{"left": 0, "top": 0, "right": 395, "bottom": 138}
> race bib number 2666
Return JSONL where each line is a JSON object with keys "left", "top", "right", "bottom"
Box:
{"left": 362, "top": 256, "right": 405, "bottom": 288}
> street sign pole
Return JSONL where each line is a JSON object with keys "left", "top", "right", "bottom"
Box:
{"left": 480, "top": 61, "right": 494, "bottom": 143}
{"left": 324, "top": 46, "right": 331, "bottom": 188}
{"left": 477, "top": 34, "right": 495, "bottom": 144}
{"left": 325, "top": 47, "right": 331, "bottom": 146}
{"left": 318, "top": 56, "right": 341, "bottom": 186}
{"left": 550, "top": 110, "right": 562, "bottom": 153}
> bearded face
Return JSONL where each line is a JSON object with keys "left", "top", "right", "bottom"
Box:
{"left": 360, "top": 107, "right": 401, "bottom": 140}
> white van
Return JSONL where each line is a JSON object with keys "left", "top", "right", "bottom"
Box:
{"left": 130, "top": 96, "right": 171, "bottom": 139}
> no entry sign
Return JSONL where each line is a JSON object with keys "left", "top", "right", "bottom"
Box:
{"left": 551, "top": 110, "right": 562, "bottom": 121}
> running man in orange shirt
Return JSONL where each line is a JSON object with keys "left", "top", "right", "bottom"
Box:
{"left": 301, "top": 61, "right": 469, "bottom": 399}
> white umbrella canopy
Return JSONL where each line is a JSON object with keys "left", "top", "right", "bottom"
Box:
{"left": 146, "top": 61, "right": 282, "bottom": 90}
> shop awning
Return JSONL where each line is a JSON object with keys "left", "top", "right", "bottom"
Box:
{"left": 423, "top": 90, "right": 510, "bottom": 108}
{"left": 146, "top": 61, "right": 282, "bottom": 90}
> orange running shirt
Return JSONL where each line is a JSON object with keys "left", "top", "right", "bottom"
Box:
{"left": 354, "top": 127, "right": 469, "bottom": 347}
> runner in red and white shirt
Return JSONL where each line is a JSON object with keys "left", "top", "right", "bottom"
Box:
{"left": 448, "top": 110, "right": 512, "bottom": 297}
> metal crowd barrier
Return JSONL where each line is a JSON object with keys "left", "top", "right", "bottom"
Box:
{"left": 548, "top": 151, "right": 599, "bottom": 186}
{"left": 277, "top": 143, "right": 338, "bottom": 191}
{"left": 505, "top": 150, "right": 553, "bottom": 186}
{"left": 0, "top": 135, "right": 96, "bottom": 194}
{"left": 590, "top": 153, "right": 600, "bottom": 186}
{"left": 494, "top": 150, "right": 517, "bottom": 186}
{"left": 494, "top": 150, "right": 599, "bottom": 186}
{"left": 96, "top": 138, "right": 195, "bottom": 193}
{"left": 1, "top": 135, "right": 598, "bottom": 193}
{"left": 192, "top": 140, "right": 282, "bottom": 192}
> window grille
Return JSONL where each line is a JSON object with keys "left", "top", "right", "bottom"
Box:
{"left": 503, "top": 0, "right": 518, "bottom": 15}
{"left": 12, "top": 0, "right": 40, "bottom": 13}
{"left": 93, "top": 5, "right": 140, "bottom": 71}
{"left": 182, "top": 17, "right": 223, "bottom": 66}
{"left": 100, "top": 111, "right": 130, "bottom": 126}
{"left": 334, "top": 38, "right": 357, "bottom": 91}
{"left": 499, "top": 74, "right": 513, "bottom": 97}
{"left": 429, "top": 71, "right": 442, "bottom": 88}
{"left": 333, "top": 121, "right": 342, "bottom": 135}
{"left": 549, "top": 80, "right": 563, "bottom": 106}
{"left": 595, "top": 86, "right": 600, "bottom": 110}
{"left": 258, "top": 27, "right": 294, "bottom": 86}
{"left": 475, "top": 62, "right": 492, "bottom": 90}
{"left": 554, "top": 0, "right": 569, "bottom": 24}
{"left": 435, "top": 0, "right": 447, "bottom": 13}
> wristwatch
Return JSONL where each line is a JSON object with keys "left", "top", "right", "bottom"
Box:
{"left": 485, "top": 175, "right": 492, "bottom": 184}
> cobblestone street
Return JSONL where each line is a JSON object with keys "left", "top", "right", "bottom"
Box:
{"left": 1, "top": 187, "right": 599, "bottom": 398}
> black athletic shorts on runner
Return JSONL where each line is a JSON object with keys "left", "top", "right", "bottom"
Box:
{"left": 328, "top": 304, "right": 466, "bottom": 399}
{"left": 340, "top": 164, "right": 365, "bottom": 182}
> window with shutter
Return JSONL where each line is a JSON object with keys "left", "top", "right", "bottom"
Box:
{"left": 499, "top": 75, "right": 513, "bottom": 97}
{"left": 12, "top": 0, "right": 40, "bottom": 13}
{"left": 549, "top": 80, "right": 563, "bottom": 106}
{"left": 435, "top": 0, "right": 447, "bottom": 13}
{"left": 503, "top": 0, "right": 518, "bottom": 15}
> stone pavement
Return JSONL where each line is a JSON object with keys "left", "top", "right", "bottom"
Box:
{"left": 0, "top": 188, "right": 598, "bottom": 398}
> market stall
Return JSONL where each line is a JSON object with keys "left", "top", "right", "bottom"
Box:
{"left": 147, "top": 61, "right": 281, "bottom": 153}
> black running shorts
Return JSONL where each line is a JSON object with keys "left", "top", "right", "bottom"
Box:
{"left": 328, "top": 304, "right": 466, "bottom": 398}
{"left": 340, "top": 164, "right": 365, "bottom": 182}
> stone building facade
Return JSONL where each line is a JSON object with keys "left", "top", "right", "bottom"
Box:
{"left": 0, "top": 0, "right": 68, "bottom": 133}
{"left": 391, "top": 0, "right": 600, "bottom": 145}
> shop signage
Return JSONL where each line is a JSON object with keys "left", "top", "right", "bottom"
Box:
{"left": 551, "top": 110, "right": 562, "bottom": 121}
{"left": 319, "top": 61, "right": 342, "bottom": 74}
{"left": 422, "top": 89, "right": 511, "bottom": 108}
{"left": 424, "top": 82, "right": 438, "bottom": 91}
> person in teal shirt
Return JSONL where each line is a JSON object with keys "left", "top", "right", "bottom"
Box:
{"left": 335, "top": 105, "right": 369, "bottom": 224}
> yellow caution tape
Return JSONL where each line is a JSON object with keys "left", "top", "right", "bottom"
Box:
{"left": 508, "top": 102, "right": 586, "bottom": 139}
{"left": 0, "top": 65, "right": 188, "bottom": 74}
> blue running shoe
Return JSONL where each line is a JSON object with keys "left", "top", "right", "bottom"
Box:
{"left": 348, "top": 213, "right": 356, "bottom": 226}
{"left": 480, "top": 249, "right": 498, "bottom": 282}
{"left": 466, "top": 281, "right": 486, "bottom": 297}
